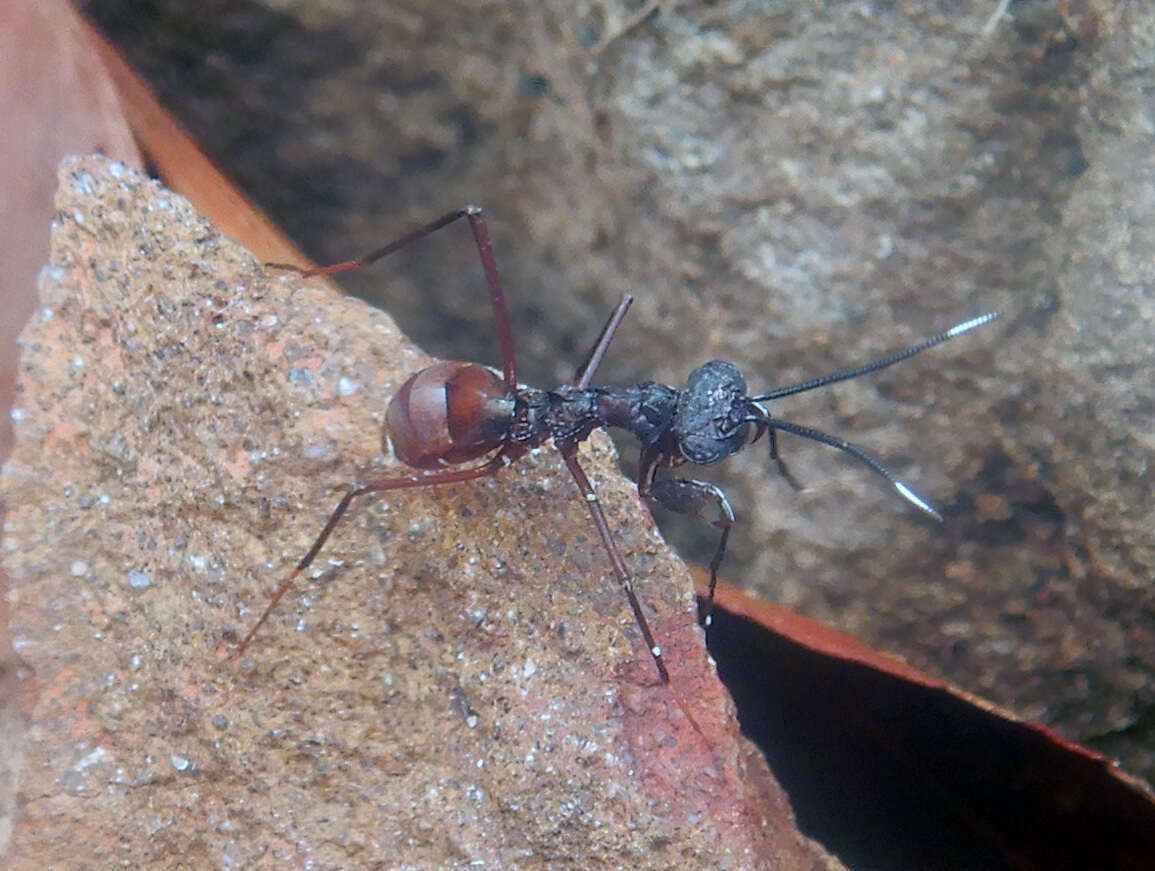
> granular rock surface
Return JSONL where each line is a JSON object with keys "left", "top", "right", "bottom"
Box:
{"left": 1, "top": 156, "right": 837, "bottom": 870}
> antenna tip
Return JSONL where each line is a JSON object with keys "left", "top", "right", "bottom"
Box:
{"left": 894, "top": 481, "right": 943, "bottom": 521}
{"left": 946, "top": 311, "right": 999, "bottom": 337}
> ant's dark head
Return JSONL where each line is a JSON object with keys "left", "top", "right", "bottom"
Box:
{"left": 672, "top": 361, "right": 753, "bottom": 465}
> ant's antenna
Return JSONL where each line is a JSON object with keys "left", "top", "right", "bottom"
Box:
{"left": 751, "top": 312, "right": 998, "bottom": 402}
{"left": 747, "top": 312, "right": 999, "bottom": 519}
{"left": 746, "top": 412, "right": 943, "bottom": 520}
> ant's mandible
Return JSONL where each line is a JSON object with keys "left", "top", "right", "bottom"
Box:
{"left": 238, "top": 206, "right": 997, "bottom": 689}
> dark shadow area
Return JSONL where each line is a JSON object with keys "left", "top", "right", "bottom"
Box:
{"left": 705, "top": 601, "right": 1155, "bottom": 871}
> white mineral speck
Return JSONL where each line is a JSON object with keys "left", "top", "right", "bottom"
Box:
{"left": 73, "top": 746, "right": 108, "bottom": 771}
{"left": 303, "top": 441, "right": 331, "bottom": 459}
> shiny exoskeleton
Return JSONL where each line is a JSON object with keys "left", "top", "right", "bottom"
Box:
{"left": 390, "top": 359, "right": 750, "bottom": 475}
{"left": 238, "top": 206, "right": 997, "bottom": 693}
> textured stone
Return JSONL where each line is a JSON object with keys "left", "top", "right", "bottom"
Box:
{"left": 0, "top": 156, "right": 837, "bottom": 869}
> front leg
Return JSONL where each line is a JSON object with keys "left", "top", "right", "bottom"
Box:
{"left": 638, "top": 453, "right": 735, "bottom": 629}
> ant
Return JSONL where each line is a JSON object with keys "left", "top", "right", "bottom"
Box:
{"left": 238, "top": 205, "right": 996, "bottom": 693}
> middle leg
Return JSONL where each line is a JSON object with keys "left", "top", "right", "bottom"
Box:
{"left": 554, "top": 438, "right": 703, "bottom": 732}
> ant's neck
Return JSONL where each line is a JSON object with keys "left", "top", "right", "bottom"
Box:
{"left": 513, "top": 381, "right": 680, "bottom": 449}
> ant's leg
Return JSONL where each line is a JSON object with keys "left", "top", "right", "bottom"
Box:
{"left": 554, "top": 440, "right": 702, "bottom": 732}
{"left": 572, "top": 295, "right": 633, "bottom": 388}
{"left": 642, "top": 477, "right": 735, "bottom": 630}
{"left": 267, "top": 206, "right": 519, "bottom": 388}
{"left": 554, "top": 440, "right": 668, "bottom": 683}
{"left": 636, "top": 445, "right": 734, "bottom": 629}
{"left": 231, "top": 451, "right": 509, "bottom": 658}
{"left": 266, "top": 208, "right": 475, "bottom": 276}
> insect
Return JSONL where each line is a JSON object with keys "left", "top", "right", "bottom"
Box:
{"left": 238, "top": 206, "right": 996, "bottom": 691}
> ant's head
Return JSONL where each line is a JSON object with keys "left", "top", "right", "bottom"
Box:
{"left": 671, "top": 361, "right": 753, "bottom": 465}
{"left": 690, "top": 312, "right": 998, "bottom": 519}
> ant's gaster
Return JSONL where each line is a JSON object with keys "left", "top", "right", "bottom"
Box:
{"left": 240, "top": 206, "right": 996, "bottom": 697}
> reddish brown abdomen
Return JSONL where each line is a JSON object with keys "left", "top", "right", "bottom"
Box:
{"left": 385, "top": 361, "right": 514, "bottom": 469}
